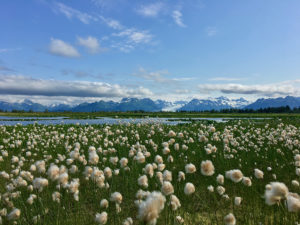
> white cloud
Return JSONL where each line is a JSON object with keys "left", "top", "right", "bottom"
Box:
{"left": 0, "top": 75, "right": 152, "bottom": 98}
{"left": 0, "top": 48, "right": 22, "bottom": 53}
{"left": 49, "top": 38, "right": 80, "bottom": 58}
{"left": 134, "top": 67, "right": 195, "bottom": 83}
{"left": 205, "top": 27, "right": 217, "bottom": 37}
{"left": 114, "top": 29, "right": 153, "bottom": 44}
{"left": 99, "top": 16, "right": 124, "bottom": 30}
{"left": 172, "top": 10, "right": 186, "bottom": 27}
{"left": 112, "top": 29, "right": 154, "bottom": 52}
{"left": 51, "top": 2, "right": 154, "bottom": 53}
{"left": 136, "top": 3, "right": 164, "bottom": 17}
{"left": 77, "top": 36, "right": 100, "bottom": 54}
{"left": 54, "top": 2, "right": 97, "bottom": 24}
{"left": 208, "top": 77, "right": 244, "bottom": 81}
{"left": 198, "top": 81, "right": 300, "bottom": 97}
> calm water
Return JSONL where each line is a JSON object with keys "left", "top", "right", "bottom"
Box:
{"left": 0, "top": 116, "right": 67, "bottom": 120}
{"left": 0, "top": 116, "right": 269, "bottom": 126}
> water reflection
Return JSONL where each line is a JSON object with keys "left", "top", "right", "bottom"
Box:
{"left": 0, "top": 116, "right": 269, "bottom": 126}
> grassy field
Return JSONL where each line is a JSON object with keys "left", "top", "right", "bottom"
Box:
{"left": 0, "top": 117, "right": 300, "bottom": 224}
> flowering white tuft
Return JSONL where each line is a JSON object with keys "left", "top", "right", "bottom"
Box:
{"left": 161, "top": 181, "right": 174, "bottom": 196}
{"left": 104, "top": 167, "right": 112, "bottom": 179}
{"left": 216, "top": 174, "right": 224, "bottom": 185}
{"left": 47, "top": 164, "right": 60, "bottom": 181}
{"left": 207, "top": 185, "right": 214, "bottom": 192}
{"left": 224, "top": 213, "right": 236, "bottom": 225}
{"left": 33, "top": 178, "right": 48, "bottom": 192}
{"left": 27, "top": 194, "right": 37, "bottom": 205}
{"left": 155, "top": 155, "right": 163, "bottom": 164}
{"left": 217, "top": 186, "right": 226, "bottom": 195}
{"left": 176, "top": 216, "right": 184, "bottom": 224}
{"left": 58, "top": 172, "right": 69, "bottom": 187}
{"left": 287, "top": 192, "right": 300, "bottom": 212}
{"left": 264, "top": 182, "right": 289, "bottom": 205}
{"left": 89, "top": 149, "right": 99, "bottom": 165}
{"left": 185, "top": 163, "right": 196, "bottom": 174}
{"left": 145, "top": 164, "right": 154, "bottom": 178}
{"left": 184, "top": 182, "right": 195, "bottom": 195}
{"left": 100, "top": 199, "right": 109, "bottom": 209}
{"left": 119, "top": 157, "right": 128, "bottom": 168}
{"left": 163, "top": 170, "right": 172, "bottom": 182}
{"left": 7, "top": 208, "right": 21, "bottom": 221}
{"left": 226, "top": 169, "right": 243, "bottom": 183}
{"left": 95, "top": 212, "right": 108, "bottom": 224}
{"left": 110, "top": 192, "right": 123, "bottom": 204}
{"left": 254, "top": 169, "right": 264, "bottom": 179}
{"left": 234, "top": 197, "right": 242, "bottom": 206}
{"left": 122, "top": 217, "right": 133, "bottom": 225}
{"left": 201, "top": 160, "right": 215, "bottom": 176}
{"left": 138, "top": 175, "right": 149, "bottom": 188}
{"left": 137, "top": 191, "right": 166, "bottom": 225}
{"left": 170, "top": 194, "right": 181, "bottom": 210}
{"left": 168, "top": 130, "right": 176, "bottom": 137}
{"left": 242, "top": 177, "right": 252, "bottom": 187}
{"left": 292, "top": 180, "right": 300, "bottom": 187}
{"left": 178, "top": 171, "right": 185, "bottom": 182}
{"left": 136, "top": 152, "right": 145, "bottom": 164}
{"left": 52, "top": 192, "right": 61, "bottom": 203}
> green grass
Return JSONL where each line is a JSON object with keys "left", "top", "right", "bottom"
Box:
{"left": 0, "top": 117, "right": 300, "bottom": 224}
{"left": 1, "top": 111, "right": 300, "bottom": 119}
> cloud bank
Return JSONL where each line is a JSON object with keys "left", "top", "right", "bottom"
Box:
{"left": 198, "top": 82, "right": 300, "bottom": 97}
{"left": 0, "top": 75, "right": 152, "bottom": 98}
{"left": 49, "top": 38, "right": 80, "bottom": 58}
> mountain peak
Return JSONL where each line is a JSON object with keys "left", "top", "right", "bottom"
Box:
{"left": 22, "top": 99, "right": 34, "bottom": 105}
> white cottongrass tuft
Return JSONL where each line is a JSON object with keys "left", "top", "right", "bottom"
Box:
{"left": 242, "top": 177, "right": 252, "bottom": 186}
{"left": 217, "top": 186, "right": 226, "bottom": 195}
{"left": 185, "top": 163, "right": 196, "bottom": 174}
{"left": 122, "top": 217, "right": 133, "bottom": 225}
{"left": 292, "top": 180, "right": 300, "bottom": 187}
{"left": 184, "top": 182, "right": 195, "bottom": 195}
{"left": 100, "top": 199, "right": 109, "bottom": 209}
{"left": 161, "top": 181, "right": 174, "bottom": 196}
{"left": 254, "top": 168, "right": 264, "bottom": 179}
{"left": 137, "top": 191, "right": 166, "bottom": 225}
{"left": 225, "top": 169, "right": 243, "bottom": 183}
{"left": 170, "top": 195, "right": 181, "bottom": 211}
{"left": 95, "top": 211, "right": 108, "bottom": 224}
{"left": 224, "top": 213, "right": 236, "bottom": 225}
{"left": 47, "top": 164, "right": 60, "bottom": 181}
{"left": 7, "top": 208, "right": 21, "bottom": 221}
{"left": 234, "top": 197, "right": 242, "bottom": 206}
{"left": 216, "top": 174, "right": 224, "bottom": 185}
{"left": 201, "top": 160, "right": 215, "bottom": 176}
{"left": 176, "top": 215, "right": 184, "bottom": 224}
{"left": 110, "top": 192, "right": 123, "bottom": 204}
{"left": 33, "top": 177, "right": 49, "bottom": 192}
{"left": 264, "top": 182, "right": 289, "bottom": 205}
{"left": 89, "top": 149, "right": 99, "bottom": 165}
{"left": 178, "top": 171, "right": 185, "bottom": 182}
{"left": 287, "top": 192, "right": 300, "bottom": 212}
{"left": 138, "top": 175, "right": 149, "bottom": 188}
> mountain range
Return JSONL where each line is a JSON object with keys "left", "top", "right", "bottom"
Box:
{"left": 0, "top": 96, "right": 299, "bottom": 112}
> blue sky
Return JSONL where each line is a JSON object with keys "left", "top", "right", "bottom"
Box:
{"left": 1, "top": 0, "right": 300, "bottom": 105}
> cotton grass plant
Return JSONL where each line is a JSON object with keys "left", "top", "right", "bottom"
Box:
{"left": 0, "top": 118, "right": 299, "bottom": 224}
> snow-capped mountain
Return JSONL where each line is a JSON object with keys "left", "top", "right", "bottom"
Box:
{"left": 2, "top": 96, "right": 300, "bottom": 112}
{"left": 178, "top": 97, "right": 250, "bottom": 111}
{"left": 244, "top": 96, "right": 300, "bottom": 110}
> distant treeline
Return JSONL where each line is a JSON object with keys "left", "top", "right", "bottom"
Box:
{"left": 1, "top": 105, "right": 300, "bottom": 113}
{"left": 179, "top": 106, "right": 300, "bottom": 113}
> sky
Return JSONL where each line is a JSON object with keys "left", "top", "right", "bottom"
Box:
{"left": 1, "top": 0, "right": 300, "bottom": 105}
